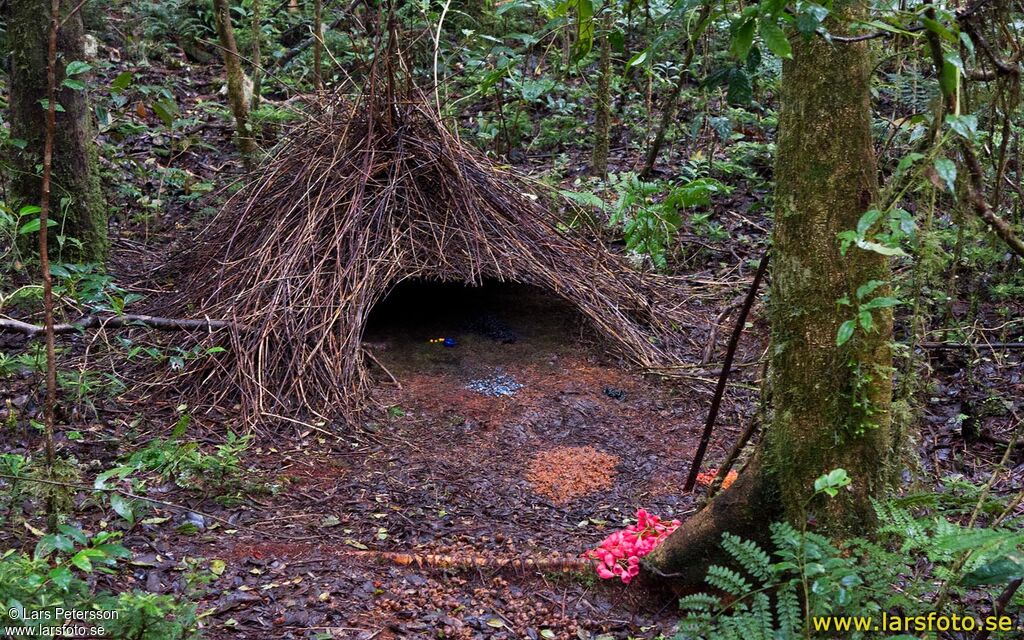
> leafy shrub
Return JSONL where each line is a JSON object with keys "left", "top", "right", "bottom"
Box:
{"left": 0, "top": 525, "right": 200, "bottom": 639}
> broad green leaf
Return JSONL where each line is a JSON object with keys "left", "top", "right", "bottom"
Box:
{"left": 855, "top": 239, "right": 907, "bottom": 256}
{"left": 65, "top": 60, "right": 92, "bottom": 75}
{"left": 858, "top": 310, "right": 874, "bottom": 331}
{"left": 18, "top": 218, "right": 57, "bottom": 235}
{"left": 856, "top": 209, "right": 882, "bottom": 236}
{"left": 860, "top": 296, "right": 901, "bottom": 310}
{"left": 57, "top": 524, "right": 87, "bottom": 545}
{"left": 922, "top": 17, "right": 957, "bottom": 43}
{"left": 961, "top": 554, "right": 1024, "bottom": 587}
{"left": 731, "top": 17, "right": 756, "bottom": 61}
{"left": 836, "top": 319, "right": 856, "bottom": 346}
{"left": 895, "top": 152, "right": 924, "bottom": 173}
{"left": 946, "top": 114, "right": 977, "bottom": 140}
{"left": 759, "top": 21, "right": 792, "bottom": 59}
{"left": 70, "top": 550, "right": 93, "bottom": 571}
{"left": 111, "top": 71, "right": 134, "bottom": 93}
{"left": 109, "top": 492, "right": 135, "bottom": 524}
{"left": 726, "top": 69, "right": 753, "bottom": 106}
{"left": 933, "top": 157, "right": 957, "bottom": 193}
{"left": 48, "top": 566, "right": 74, "bottom": 590}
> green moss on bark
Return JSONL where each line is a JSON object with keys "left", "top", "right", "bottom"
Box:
{"left": 766, "top": 0, "right": 893, "bottom": 536}
{"left": 648, "top": 0, "right": 894, "bottom": 584}
{"left": 9, "top": 0, "right": 108, "bottom": 263}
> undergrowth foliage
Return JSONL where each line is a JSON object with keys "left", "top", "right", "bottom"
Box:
{"left": 674, "top": 472, "right": 1024, "bottom": 639}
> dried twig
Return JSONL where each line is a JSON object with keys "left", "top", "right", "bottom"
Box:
{"left": 0, "top": 314, "right": 236, "bottom": 338}
{"left": 158, "top": 72, "right": 688, "bottom": 423}
{"left": 684, "top": 250, "right": 769, "bottom": 492}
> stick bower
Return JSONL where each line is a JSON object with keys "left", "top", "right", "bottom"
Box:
{"left": 165, "top": 86, "right": 684, "bottom": 423}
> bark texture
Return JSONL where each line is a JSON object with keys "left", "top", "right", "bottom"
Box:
{"left": 9, "top": 0, "right": 107, "bottom": 262}
{"left": 767, "top": 0, "right": 892, "bottom": 533}
{"left": 648, "top": 0, "right": 893, "bottom": 581}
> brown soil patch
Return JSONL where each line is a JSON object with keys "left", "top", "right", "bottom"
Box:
{"left": 527, "top": 446, "right": 619, "bottom": 504}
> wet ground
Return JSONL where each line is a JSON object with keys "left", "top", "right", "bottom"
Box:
{"left": 125, "top": 281, "right": 733, "bottom": 639}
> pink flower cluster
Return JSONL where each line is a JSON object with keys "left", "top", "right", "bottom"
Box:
{"left": 583, "top": 509, "right": 681, "bottom": 584}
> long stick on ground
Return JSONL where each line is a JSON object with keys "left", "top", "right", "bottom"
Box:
{"left": 683, "top": 250, "right": 769, "bottom": 492}
{"left": 0, "top": 314, "right": 236, "bottom": 338}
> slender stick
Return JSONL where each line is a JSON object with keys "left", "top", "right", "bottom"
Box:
{"left": 41, "top": 0, "right": 62, "bottom": 530}
{"left": 0, "top": 314, "right": 236, "bottom": 337}
{"left": 313, "top": 0, "right": 323, "bottom": 89}
{"left": 683, "top": 250, "right": 769, "bottom": 492}
{"left": 973, "top": 578, "right": 1022, "bottom": 640}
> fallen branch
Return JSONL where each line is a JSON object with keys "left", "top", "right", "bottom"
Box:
{"left": 0, "top": 314, "right": 236, "bottom": 338}
{"left": 340, "top": 549, "right": 590, "bottom": 574}
{"left": 920, "top": 341, "right": 1024, "bottom": 350}
{"left": 961, "top": 142, "right": 1024, "bottom": 260}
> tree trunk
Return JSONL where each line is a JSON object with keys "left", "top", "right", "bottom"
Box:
{"left": 647, "top": 0, "right": 893, "bottom": 580}
{"left": 590, "top": 9, "right": 612, "bottom": 178}
{"left": 313, "top": 0, "right": 323, "bottom": 89}
{"left": 8, "top": 0, "right": 107, "bottom": 263}
{"left": 639, "top": 2, "right": 710, "bottom": 179}
{"left": 212, "top": 0, "right": 257, "bottom": 169}
{"left": 251, "top": 0, "right": 263, "bottom": 110}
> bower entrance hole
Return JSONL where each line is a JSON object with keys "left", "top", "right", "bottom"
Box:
{"left": 362, "top": 280, "right": 589, "bottom": 378}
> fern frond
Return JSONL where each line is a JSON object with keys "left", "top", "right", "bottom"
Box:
{"left": 706, "top": 564, "right": 753, "bottom": 596}
{"left": 721, "top": 533, "right": 772, "bottom": 582}
{"left": 679, "top": 593, "right": 721, "bottom": 613}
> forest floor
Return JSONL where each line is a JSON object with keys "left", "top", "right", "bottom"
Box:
{"left": 3, "top": 36, "right": 1024, "bottom": 640}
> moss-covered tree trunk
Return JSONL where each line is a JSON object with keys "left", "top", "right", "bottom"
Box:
{"left": 647, "top": 0, "right": 893, "bottom": 580}
{"left": 9, "top": 0, "right": 107, "bottom": 263}
{"left": 212, "top": 0, "right": 257, "bottom": 169}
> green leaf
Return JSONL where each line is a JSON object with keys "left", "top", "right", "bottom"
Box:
{"left": 759, "top": 21, "right": 792, "bottom": 59}
{"left": 795, "top": 2, "right": 829, "bottom": 37}
{"left": 626, "top": 49, "right": 648, "bottom": 68}
{"left": 18, "top": 205, "right": 42, "bottom": 217}
{"left": 895, "top": 152, "right": 924, "bottom": 173}
{"left": 836, "top": 319, "right": 856, "bottom": 346}
{"left": 57, "top": 524, "right": 87, "bottom": 545}
{"left": 962, "top": 554, "right": 1024, "bottom": 586}
{"left": 860, "top": 296, "right": 901, "bottom": 310}
{"left": 726, "top": 69, "right": 753, "bottom": 106}
{"left": 48, "top": 566, "right": 74, "bottom": 590}
{"left": 570, "top": 0, "right": 594, "bottom": 63}
{"left": 856, "top": 209, "right": 882, "bottom": 236}
{"left": 109, "top": 492, "right": 135, "bottom": 524}
{"left": 946, "top": 114, "right": 978, "bottom": 140}
{"left": 18, "top": 217, "right": 58, "bottom": 235}
{"left": 65, "top": 60, "right": 92, "bottom": 76}
{"left": 855, "top": 239, "right": 907, "bottom": 256}
{"left": 39, "top": 99, "right": 66, "bottom": 112}
{"left": 933, "top": 157, "right": 957, "bottom": 193}
{"left": 858, "top": 310, "right": 874, "bottom": 332}
{"left": 731, "top": 17, "right": 756, "bottom": 61}
{"left": 150, "top": 98, "right": 179, "bottom": 128}
{"left": 70, "top": 550, "right": 93, "bottom": 571}
{"left": 922, "top": 17, "right": 957, "bottom": 43}
{"left": 61, "top": 78, "right": 86, "bottom": 91}
{"left": 111, "top": 71, "right": 134, "bottom": 93}
{"left": 939, "top": 51, "right": 963, "bottom": 96}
